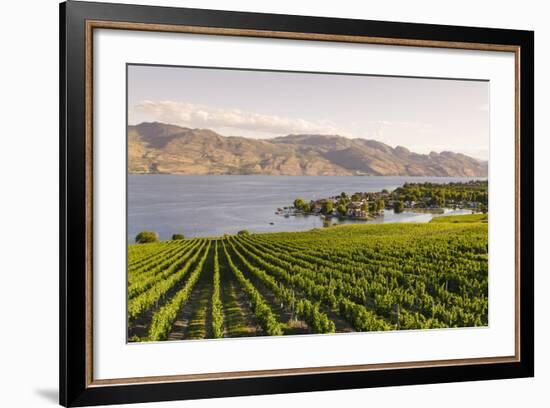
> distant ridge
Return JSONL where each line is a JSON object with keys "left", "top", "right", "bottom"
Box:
{"left": 128, "top": 122, "right": 488, "bottom": 177}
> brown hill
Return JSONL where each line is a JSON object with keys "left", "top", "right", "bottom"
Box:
{"left": 128, "top": 122, "right": 488, "bottom": 177}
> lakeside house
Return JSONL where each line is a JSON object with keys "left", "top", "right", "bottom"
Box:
{"left": 346, "top": 202, "right": 368, "bottom": 218}
{"left": 311, "top": 202, "right": 323, "bottom": 213}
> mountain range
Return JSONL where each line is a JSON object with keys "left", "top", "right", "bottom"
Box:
{"left": 128, "top": 122, "right": 488, "bottom": 177}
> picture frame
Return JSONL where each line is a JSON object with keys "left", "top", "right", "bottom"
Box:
{"left": 60, "top": 1, "right": 534, "bottom": 406}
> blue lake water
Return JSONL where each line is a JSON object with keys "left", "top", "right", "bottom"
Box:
{"left": 128, "top": 175, "right": 482, "bottom": 240}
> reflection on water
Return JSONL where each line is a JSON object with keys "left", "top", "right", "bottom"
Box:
{"left": 323, "top": 208, "right": 474, "bottom": 228}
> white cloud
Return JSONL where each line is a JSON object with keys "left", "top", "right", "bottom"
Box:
{"left": 130, "top": 100, "right": 343, "bottom": 137}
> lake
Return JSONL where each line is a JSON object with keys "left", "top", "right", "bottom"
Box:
{"left": 128, "top": 175, "right": 482, "bottom": 240}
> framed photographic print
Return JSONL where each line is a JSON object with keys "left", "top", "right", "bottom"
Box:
{"left": 59, "top": 1, "right": 534, "bottom": 406}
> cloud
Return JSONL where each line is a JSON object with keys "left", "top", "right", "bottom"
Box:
{"left": 356, "top": 120, "right": 434, "bottom": 144}
{"left": 131, "top": 100, "right": 343, "bottom": 136}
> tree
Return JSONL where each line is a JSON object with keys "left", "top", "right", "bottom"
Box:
{"left": 394, "top": 201, "right": 405, "bottom": 213}
{"left": 368, "top": 201, "right": 377, "bottom": 213}
{"left": 376, "top": 199, "right": 385, "bottom": 212}
{"left": 237, "top": 230, "right": 250, "bottom": 236}
{"left": 302, "top": 202, "right": 311, "bottom": 213}
{"left": 322, "top": 200, "right": 334, "bottom": 214}
{"left": 337, "top": 204, "right": 347, "bottom": 216}
{"left": 171, "top": 233, "right": 185, "bottom": 240}
{"left": 293, "top": 198, "right": 306, "bottom": 210}
{"left": 135, "top": 231, "right": 159, "bottom": 244}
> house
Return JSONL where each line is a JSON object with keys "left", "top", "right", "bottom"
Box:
{"left": 346, "top": 202, "right": 367, "bottom": 218}
{"left": 311, "top": 202, "right": 323, "bottom": 213}
{"left": 347, "top": 208, "right": 367, "bottom": 218}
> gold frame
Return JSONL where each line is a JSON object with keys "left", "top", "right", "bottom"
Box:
{"left": 84, "top": 20, "right": 521, "bottom": 388}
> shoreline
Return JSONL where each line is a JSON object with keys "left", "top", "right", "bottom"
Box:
{"left": 129, "top": 212, "right": 484, "bottom": 242}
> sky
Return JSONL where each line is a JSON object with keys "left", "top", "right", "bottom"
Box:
{"left": 128, "top": 64, "right": 490, "bottom": 160}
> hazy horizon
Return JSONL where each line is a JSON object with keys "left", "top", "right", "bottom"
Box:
{"left": 128, "top": 65, "right": 490, "bottom": 160}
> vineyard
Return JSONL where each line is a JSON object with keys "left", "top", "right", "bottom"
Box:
{"left": 127, "top": 215, "right": 488, "bottom": 342}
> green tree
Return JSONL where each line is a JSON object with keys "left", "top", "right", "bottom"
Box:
{"left": 337, "top": 204, "right": 347, "bottom": 216}
{"left": 171, "top": 233, "right": 185, "bottom": 240}
{"left": 322, "top": 200, "right": 334, "bottom": 214}
{"left": 394, "top": 201, "right": 405, "bottom": 213}
{"left": 237, "top": 230, "right": 250, "bottom": 236}
{"left": 376, "top": 199, "right": 385, "bottom": 212}
{"left": 293, "top": 198, "right": 306, "bottom": 211}
{"left": 135, "top": 231, "right": 159, "bottom": 244}
{"left": 368, "top": 201, "right": 376, "bottom": 213}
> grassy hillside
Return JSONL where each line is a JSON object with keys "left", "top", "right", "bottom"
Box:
{"left": 127, "top": 217, "right": 488, "bottom": 342}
